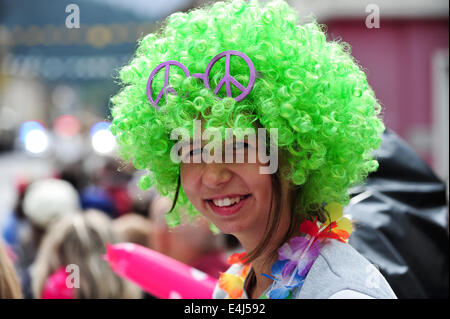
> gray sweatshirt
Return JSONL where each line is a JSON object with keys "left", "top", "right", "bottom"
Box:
{"left": 213, "top": 239, "right": 397, "bottom": 299}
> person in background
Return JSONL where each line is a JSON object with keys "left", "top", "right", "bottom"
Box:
{"left": 1, "top": 177, "right": 29, "bottom": 248}
{"left": 0, "top": 239, "right": 22, "bottom": 299}
{"left": 17, "top": 178, "right": 81, "bottom": 298}
{"left": 80, "top": 159, "right": 134, "bottom": 218}
{"left": 30, "top": 209, "right": 142, "bottom": 299}
{"left": 149, "top": 195, "right": 228, "bottom": 279}
{"left": 112, "top": 212, "right": 156, "bottom": 299}
{"left": 112, "top": 213, "right": 152, "bottom": 248}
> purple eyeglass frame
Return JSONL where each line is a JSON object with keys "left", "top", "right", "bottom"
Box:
{"left": 146, "top": 50, "right": 256, "bottom": 110}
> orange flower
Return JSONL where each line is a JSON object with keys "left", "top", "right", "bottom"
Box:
{"left": 218, "top": 252, "right": 250, "bottom": 299}
{"left": 227, "top": 252, "right": 248, "bottom": 264}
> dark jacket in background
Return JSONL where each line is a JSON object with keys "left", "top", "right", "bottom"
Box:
{"left": 346, "top": 129, "right": 448, "bottom": 298}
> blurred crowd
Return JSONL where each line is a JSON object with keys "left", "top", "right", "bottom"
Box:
{"left": 0, "top": 156, "right": 236, "bottom": 299}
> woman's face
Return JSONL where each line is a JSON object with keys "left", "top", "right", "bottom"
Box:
{"left": 180, "top": 137, "right": 274, "bottom": 236}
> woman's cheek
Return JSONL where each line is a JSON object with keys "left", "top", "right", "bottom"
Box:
{"left": 180, "top": 165, "right": 202, "bottom": 209}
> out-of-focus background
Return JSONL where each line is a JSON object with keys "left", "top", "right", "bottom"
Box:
{"left": 0, "top": 0, "right": 448, "bottom": 299}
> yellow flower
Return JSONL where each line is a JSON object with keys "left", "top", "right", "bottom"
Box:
{"left": 321, "top": 202, "right": 353, "bottom": 242}
{"left": 218, "top": 253, "right": 250, "bottom": 299}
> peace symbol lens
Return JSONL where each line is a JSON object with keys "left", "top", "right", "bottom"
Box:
{"left": 146, "top": 50, "right": 256, "bottom": 110}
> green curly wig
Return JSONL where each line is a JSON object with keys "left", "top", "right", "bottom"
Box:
{"left": 110, "top": 0, "right": 385, "bottom": 227}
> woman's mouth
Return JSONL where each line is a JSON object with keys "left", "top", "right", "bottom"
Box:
{"left": 205, "top": 194, "right": 251, "bottom": 217}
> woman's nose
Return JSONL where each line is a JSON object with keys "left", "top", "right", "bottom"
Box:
{"left": 201, "top": 163, "right": 232, "bottom": 188}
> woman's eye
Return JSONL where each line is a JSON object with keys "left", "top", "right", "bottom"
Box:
{"left": 185, "top": 148, "right": 202, "bottom": 159}
{"left": 234, "top": 141, "right": 249, "bottom": 150}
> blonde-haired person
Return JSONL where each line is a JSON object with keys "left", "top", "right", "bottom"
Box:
{"left": 0, "top": 240, "right": 22, "bottom": 299}
{"left": 31, "top": 209, "right": 142, "bottom": 299}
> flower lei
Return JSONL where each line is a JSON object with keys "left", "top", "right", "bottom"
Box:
{"left": 218, "top": 202, "right": 353, "bottom": 299}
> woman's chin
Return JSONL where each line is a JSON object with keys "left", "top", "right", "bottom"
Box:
{"left": 213, "top": 222, "right": 246, "bottom": 235}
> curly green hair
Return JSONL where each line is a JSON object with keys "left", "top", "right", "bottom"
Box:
{"left": 110, "top": 0, "right": 385, "bottom": 227}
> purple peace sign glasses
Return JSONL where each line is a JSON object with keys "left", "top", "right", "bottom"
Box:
{"left": 146, "top": 50, "right": 256, "bottom": 110}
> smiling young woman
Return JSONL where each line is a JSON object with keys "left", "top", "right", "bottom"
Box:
{"left": 176, "top": 136, "right": 302, "bottom": 298}
{"left": 110, "top": 0, "right": 397, "bottom": 299}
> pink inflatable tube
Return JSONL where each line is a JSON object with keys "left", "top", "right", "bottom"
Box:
{"left": 104, "top": 243, "right": 217, "bottom": 299}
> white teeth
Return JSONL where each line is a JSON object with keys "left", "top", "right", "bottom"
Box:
{"left": 212, "top": 196, "right": 241, "bottom": 207}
